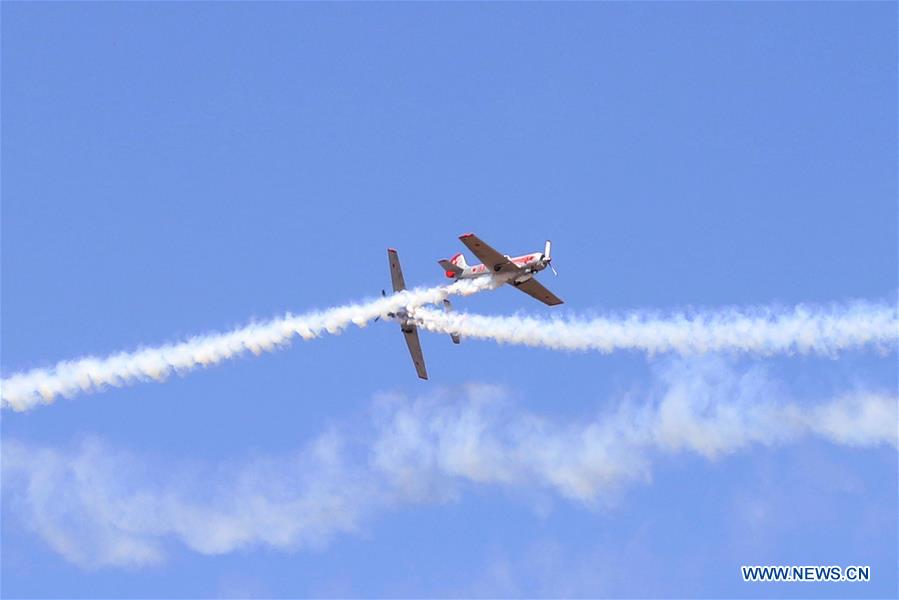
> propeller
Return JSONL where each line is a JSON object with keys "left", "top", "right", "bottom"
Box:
{"left": 543, "top": 240, "right": 558, "bottom": 276}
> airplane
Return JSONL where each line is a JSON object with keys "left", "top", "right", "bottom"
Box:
{"left": 383, "top": 248, "right": 459, "bottom": 380}
{"left": 439, "top": 233, "right": 563, "bottom": 306}
{"left": 384, "top": 234, "right": 559, "bottom": 380}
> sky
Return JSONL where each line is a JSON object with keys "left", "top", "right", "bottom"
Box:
{"left": 1, "top": 2, "right": 896, "bottom": 599}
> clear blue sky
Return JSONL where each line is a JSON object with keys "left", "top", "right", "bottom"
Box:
{"left": 2, "top": 3, "right": 896, "bottom": 598}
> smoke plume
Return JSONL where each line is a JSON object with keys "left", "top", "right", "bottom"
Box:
{"left": 1, "top": 278, "right": 498, "bottom": 411}
{"left": 412, "top": 299, "right": 898, "bottom": 356}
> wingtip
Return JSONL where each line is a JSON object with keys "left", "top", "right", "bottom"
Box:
{"left": 459, "top": 232, "right": 474, "bottom": 239}
{"left": 387, "top": 247, "right": 398, "bottom": 253}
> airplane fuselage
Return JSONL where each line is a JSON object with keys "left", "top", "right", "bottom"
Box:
{"left": 447, "top": 251, "right": 548, "bottom": 284}
{"left": 385, "top": 307, "right": 414, "bottom": 332}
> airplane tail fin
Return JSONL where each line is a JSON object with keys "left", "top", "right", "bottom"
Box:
{"left": 450, "top": 253, "right": 468, "bottom": 269}
{"left": 442, "top": 299, "right": 461, "bottom": 344}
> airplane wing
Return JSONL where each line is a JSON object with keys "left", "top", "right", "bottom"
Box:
{"left": 387, "top": 248, "right": 406, "bottom": 292}
{"left": 511, "top": 277, "right": 564, "bottom": 306}
{"left": 459, "top": 233, "right": 520, "bottom": 274}
{"left": 402, "top": 326, "right": 429, "bottom": 379}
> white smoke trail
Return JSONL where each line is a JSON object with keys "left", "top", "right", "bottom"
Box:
{"left": 0, "top": 278, "right": 500, "bottom": 412}
{"left": 412, "top": 299, "right": 898, "bottom": 355}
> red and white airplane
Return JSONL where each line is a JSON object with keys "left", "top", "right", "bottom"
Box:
{"left": 384, "top": 234, "right": 562, "bottom": 380}
{"left": 439, "top": 233, "right": 563, "bottom": 306}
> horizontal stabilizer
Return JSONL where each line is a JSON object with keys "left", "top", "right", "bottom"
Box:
{"left": 443, "top": 299, "right": 461, "bottom": 344}
{"left": 439, "top": 259, "right": 464, "bottom": 277}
